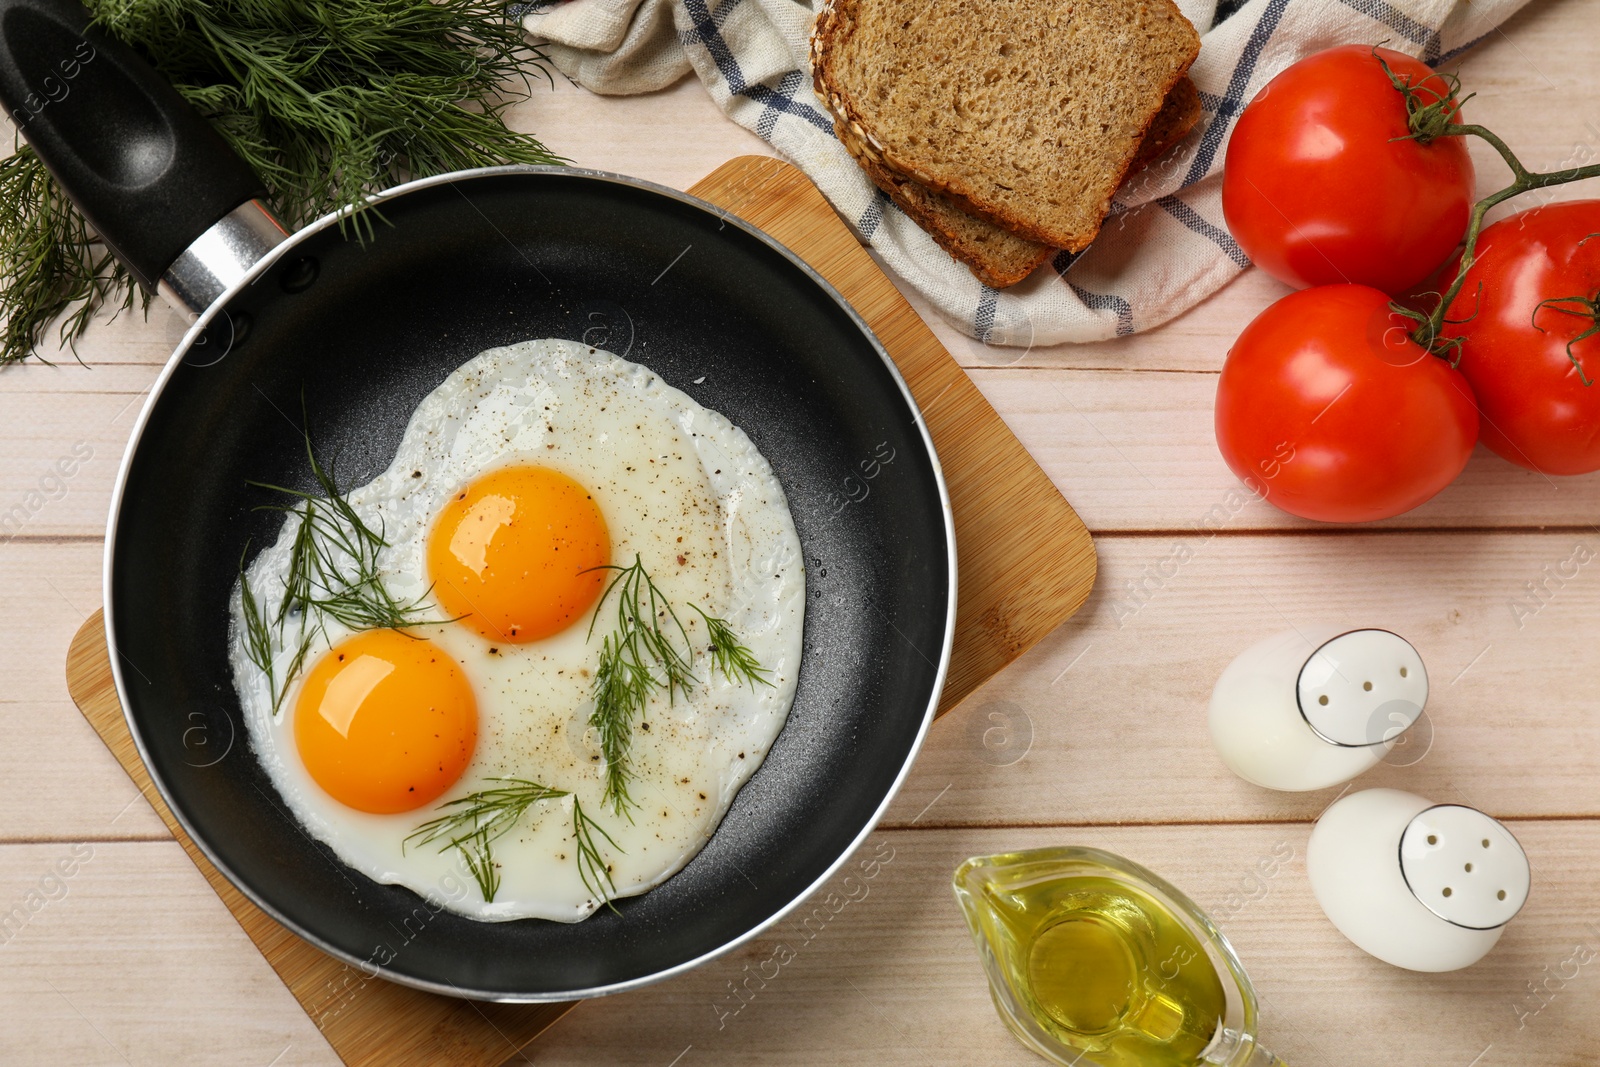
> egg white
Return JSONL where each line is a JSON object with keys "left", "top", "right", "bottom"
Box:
{"left": 228, "top": 338, "right": 804, "bottom": 921}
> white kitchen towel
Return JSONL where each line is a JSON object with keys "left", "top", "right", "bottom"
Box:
{"left": 520, "top": 0, "right": 1533, "bottom": 346}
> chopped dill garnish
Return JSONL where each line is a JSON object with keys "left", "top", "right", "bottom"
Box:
{"left": 585, "top": 555, "right": 769, "bottom": 816}
{"left": 240, "top": 417, "right": 447, "bottom": 714}
{"left": 405, "top": 778, "right": 621, "bottom": 909}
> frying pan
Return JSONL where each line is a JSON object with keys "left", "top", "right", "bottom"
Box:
{"left": 0, "top": 0, "right": 954, "bottom": 999}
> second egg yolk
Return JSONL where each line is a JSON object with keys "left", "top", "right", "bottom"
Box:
{"left": 426, "top": 465, "right": 610, "bottom": 643}
{"left": 294, "top": 629, "right": 478, "bottom": 814}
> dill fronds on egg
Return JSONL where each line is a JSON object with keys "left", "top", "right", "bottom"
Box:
{"left": 691, "top": 604, "right": 774, "bottom": 691}
{"left": 238, "top": 541, "right": 277, "bottom": 697}
{"left": 587, "top": 556, "right": 695, "bottom": 816}
{"left": 406, "top": 778, "right": 621, "bottom": 907}
{"left": 239, "top": 421, "right": 447, "bottom": 714}
{"left": 586, "top": 555, "right": 769, "bottom": 817}
{"left": 570, "top": 799, "right": 623, "bottom": 913}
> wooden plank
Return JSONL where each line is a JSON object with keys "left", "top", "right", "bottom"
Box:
{"left": 10, "top": 822, "right": 1593, "bottom": 1066}
{"left": 966, "top": 368, "right": 1600, "bottom": 531}
{"left": 880, "top": 529, "right": 1600, "bottom": 828}
{"left": 0, "top": 841, "right": 336, "bottom": 1066}
{"left": 524, "top": 72, "right": 778, "bottom": 196}
{"left": 513, "top": 822, "right": 1600, "bottom": 1067}
{"left": 13, "top": 298, "right": 187, "bottom": 367}
{"left": 0, "top": 382, "right": 149, "bottom": 545}
{"left": 0, "top": 541, "right": 168, "bottom": 839}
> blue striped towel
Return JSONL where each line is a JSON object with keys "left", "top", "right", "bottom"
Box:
{"left": 523, "top": 0, "right": 1531, "bottom": 346}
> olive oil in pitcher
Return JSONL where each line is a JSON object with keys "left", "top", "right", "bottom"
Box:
{"left": 954, "top": 847, "right": 1288, "bottom": 1067}
{"left": 995, "top": 875, "right": 1224, "bottom": 1065}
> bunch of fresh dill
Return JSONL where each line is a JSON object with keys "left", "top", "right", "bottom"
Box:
{"left": 0, "top": 0, "right": 564, "bottom": 364}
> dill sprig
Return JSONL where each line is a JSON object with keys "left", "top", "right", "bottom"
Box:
{"left": 405, "top": 777, "right": 565, "bottom": 902}
{"left": 239, "top": 419, "right": 444, "bottom": 714}
{"left": 571, "top": 798, "right": 623, "bottom": 913}
{"left": 2, "top": 0, "right": 565, "bottom": 364}
{"left": 587, "top": 556, "right": 696, "bottom": 815}
{"left": 585, "top": 556, "right": 769, "bottom": 816}
{"left": 691, "top": 604, "right": 774, "bottom": 690}
{"left": 237, "top": 540, "right": 277, "bottom": 699}
{"left": 405, "top": 778, "right": 621, "bottom": 909}
{"left": 251, "top": 430, "right": 434, "bottom": 632}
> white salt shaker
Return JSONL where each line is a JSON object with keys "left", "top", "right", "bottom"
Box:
{"left": 1208, "top": 627, "right": 1427, "bottom": 791}
{"left": 1307, "top": 788, "right": 1530, "bottom": 971}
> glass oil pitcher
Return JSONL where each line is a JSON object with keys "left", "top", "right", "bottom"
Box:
{"left": 954, "top": 847, "right": 1288, "bottom": 1067}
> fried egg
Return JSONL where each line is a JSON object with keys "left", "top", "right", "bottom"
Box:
{"left": 228, "top": 338, "right": 804, "bottom": 921}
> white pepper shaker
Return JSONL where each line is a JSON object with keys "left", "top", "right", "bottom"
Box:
{"left": 1306, "top": 788, "right": 1530, "bottom": 971}
{"left": 1208, "top": 627, "right": 1427, "bottom": 791}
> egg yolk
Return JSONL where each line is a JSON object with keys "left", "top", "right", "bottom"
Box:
{"left": 426, "top": 465, "right": 610, "bottom": 643}
{"left": 293, "top": 629, "right": 478, "bottom": 814}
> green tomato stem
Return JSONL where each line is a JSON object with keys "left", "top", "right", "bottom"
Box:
{"left": 1411, "top": 134, "right": 1600, "bottom": 355}
{"left": 1397, "top": 128, "right": 1600, "bottom": 354}
{"left": 1375, "top": 51, "right": 1600, "bottom": 357}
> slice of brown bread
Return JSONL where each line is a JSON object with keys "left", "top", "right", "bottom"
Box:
{"left": 812, "top": 0, "right": 1201, "bottom": 252}
{"left": 838, "top": 78, "right": 1203, "bottom": 288}
{"left": 851, "top": 145, "right": 1054, "bottom": 287}
{"left": 1130, "top": 75, "right": 1202, "bottom": 174}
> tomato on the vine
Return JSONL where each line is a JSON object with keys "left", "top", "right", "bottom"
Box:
{"left": 1216, "top": 285, "right": 1479, "bottom": 522}
{"left": 1222, "top": 45, "right": 1475, "bottom": 294}
{"left": 1442, "top": 199, "right": 1600, "bottom": 475}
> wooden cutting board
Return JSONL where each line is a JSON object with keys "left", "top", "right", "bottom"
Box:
{"left": 64, "top": 156, "right": 1096, "bottom": 1066}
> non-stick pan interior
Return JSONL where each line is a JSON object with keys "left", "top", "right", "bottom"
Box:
{"left": 108, "top": 170, "right": 951, "bottom": 998}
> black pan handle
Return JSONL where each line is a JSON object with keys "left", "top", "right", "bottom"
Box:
{"left": 0, "top": 0, "right": 267, "bottom": 291}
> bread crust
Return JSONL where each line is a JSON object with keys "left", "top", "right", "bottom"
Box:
{"left": 1129, "top": 74, "right": 1202, "bottom": 172}
{"left": 811, "top": 0, "right": 1201, "bottom": 251}
{"left": 844, "top": 120, "right": 1054, "bottom": 288}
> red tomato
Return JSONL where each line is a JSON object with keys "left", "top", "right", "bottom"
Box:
{"left": 1222, "top": 45, "right": 1475, "bottom": 294}
{"left": 1442, "top": 200, "right": 1600, "bottom": 474}
{"left": 1216, "top": 285, "right": 1479, "bottom": 522}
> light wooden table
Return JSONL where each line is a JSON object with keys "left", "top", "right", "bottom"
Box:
{"left": 4, "top": 3, "right": 1599, "bottom": 1063}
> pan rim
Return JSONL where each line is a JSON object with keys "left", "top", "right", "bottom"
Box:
{"left": 102, "top": 163, "right": 957, "bottom": 1001}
